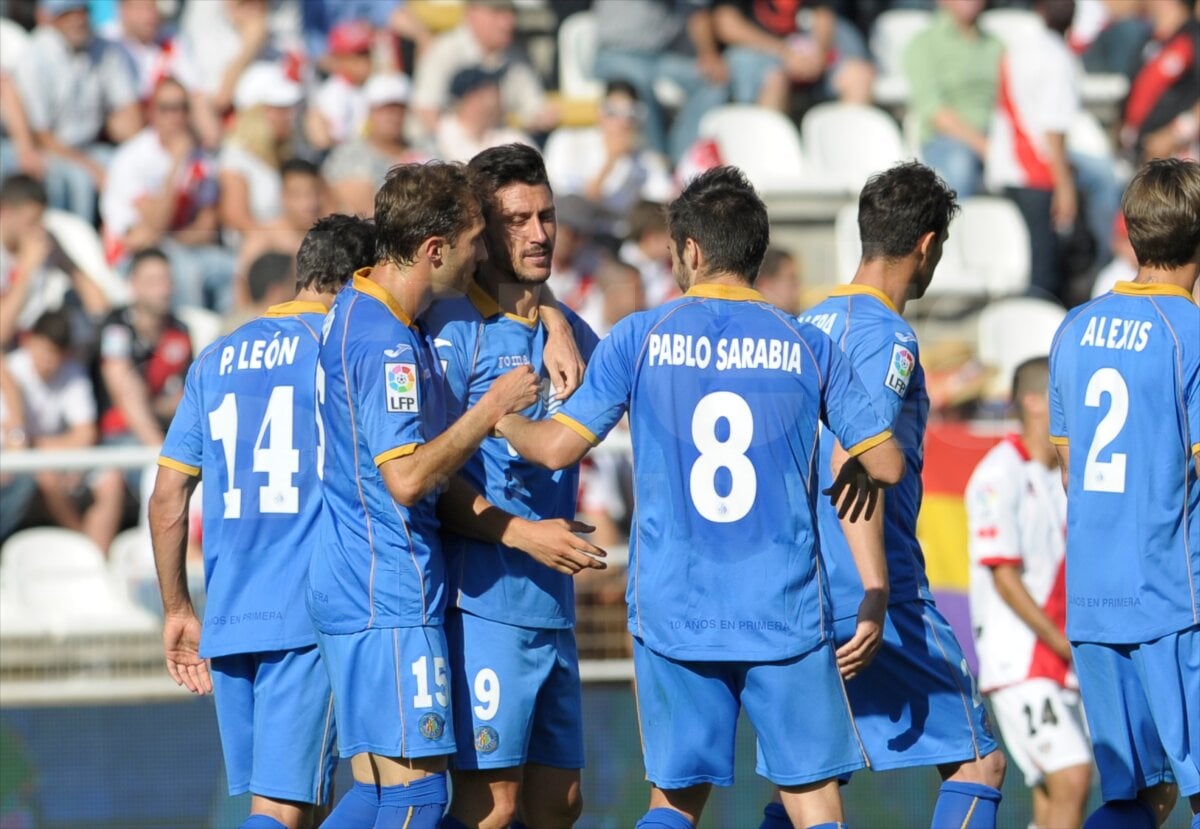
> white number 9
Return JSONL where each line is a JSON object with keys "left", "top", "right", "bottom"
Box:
{"left": 473, "top": 668, "right": 500, "bottom": 721}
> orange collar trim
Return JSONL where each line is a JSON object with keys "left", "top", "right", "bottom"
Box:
{"left": 467, "top": 281, "right": 539, "bottom": 328}
{"left": 684, "top": 283, "right": 765, "bottom": 302}
{"left": 263, "top": 300, "right": 328, "bottom": 318}
{"left": 353, "top": 270, "right": 415, "bottom": 327}
{"left": 1112, "top": 281, "right": 1196, "bottom": 303}
{"left": 829, "top": 284, "right": 900, "bottom": 314}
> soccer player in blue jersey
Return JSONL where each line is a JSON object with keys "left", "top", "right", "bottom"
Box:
{"left": 309, "top": 161, "right": 595, "bottom": 829}
{"left": 761, "top": 161, "right": 1007, "bottom": 829}
{"left": 427, "top": 144, "right": 605, "bottom": 829}
{"left": 149, "top": 214, "right": 376, "bottom": 829}
{"left": 495, "top": 166, "right": 906, "bottom": 829}
{"left": 1048, "top": 158, "right": 1200, "bottom": 829}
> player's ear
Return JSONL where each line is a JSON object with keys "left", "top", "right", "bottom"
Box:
{"left": 915, "top": 230, "right": 936, "bottom": 262}
{"left": 685, "top": 237, "right": 703, "bottom": 272}
{"left": 423, "top": 235, "right": 445, "bottom": 268}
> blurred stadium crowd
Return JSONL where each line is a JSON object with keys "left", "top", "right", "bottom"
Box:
{"left": 0, "top": 0, "right": 1196, "bottom": 619}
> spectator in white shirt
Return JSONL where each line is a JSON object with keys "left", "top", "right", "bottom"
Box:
{"left": 305, "top": 20, "right": 375, "bottom": 151}
{"left": 619, "top": 199, "right": 676, "bottom": 307}
{"left": 411, "top": 0, "right": 557, "bottom": 142}
{"left": 102, "top": 78, "right": 234, "bottom": 311}
{"left": 434, "top": 67, "right": 534, "bottom": 163}
{"left": 544, "top": 81, "right": 676, "bottom": 232}
{"left": 218, "top": 62, "right": 303, "bottom": 246}
{"left": 7, "top": 310, "right": 126, "bottom": 554}
{"left": 14, "top": 0, "right": 142, "bottom": 222}
{"left": 109, "top": 0, "right": 185, "bottom": 103}
{"left": 322, "top": 73, "right": 427, "bottom": 216}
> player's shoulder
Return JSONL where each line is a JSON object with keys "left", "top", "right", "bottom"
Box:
{"left": 424, "top": 295, "right": 483, "bottom": 335}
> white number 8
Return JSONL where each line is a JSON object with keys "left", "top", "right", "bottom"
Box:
{"left": 689, "top": 392, "right": 757, "bottom": 523}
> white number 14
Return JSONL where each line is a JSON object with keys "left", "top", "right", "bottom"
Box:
{"left": 207, "top": 386, "right": 301, "bottom": 518}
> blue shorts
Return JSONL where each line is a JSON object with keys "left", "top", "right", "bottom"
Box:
{"left": 210, "top": 646, "right": 337, "bottom": 804}
{"left": 836, "top": 599, "right": 997, "bottom": 772}
{"left": 633, "top": 636, "right": 865, "bottom": 789}
{"left": 445, "top": 610, "right": 584, "bottom": 771}
{"left": 316, "top": 625, "right": 456, "bottom": 760}
{"left": 1073, "top": 626, "right": 1200, "bottom": 800}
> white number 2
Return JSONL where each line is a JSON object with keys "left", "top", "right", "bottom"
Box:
{"left": 207, "top": 387, "right": 301, "bottom": 518}
{"left": 689, "top": 392, "right": 757, "bottom": 523}
{"left": 1083, "top": 368, "right": 1128, "bottom": 493}
{"left": 412, "top": 655, "right": 448, "bottom": 709}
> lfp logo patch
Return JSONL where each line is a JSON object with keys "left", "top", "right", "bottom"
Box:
{"left": 474, "top": 725, "right": 499, "bottom": 754}
{"left": 885, "top": 344, "right": 915, "bottom": 397}
{"left": 384, "top": 362, "right": 418, "bottom": 412}
{"left": 419, "top": 713, "right": 444, "bottom": 741}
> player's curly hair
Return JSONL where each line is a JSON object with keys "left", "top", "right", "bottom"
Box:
{"left": 374, "top": 161, "right": 480, "bottom": 266}
{"left": 667, "top": 166, "right": 770, "bottom": 281}
{"left": 858, "top": 161, "right": 959, "bottom": 261}
{"left": 296, "top": 214, "right": 375, "bottom": 294}
{"left": 1121, "top": 158, "right": 1200, "bottom": 270}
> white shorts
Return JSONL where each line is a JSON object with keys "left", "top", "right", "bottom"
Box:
{"left": 989, "top": 678, "right": 1092, "bottom": 787}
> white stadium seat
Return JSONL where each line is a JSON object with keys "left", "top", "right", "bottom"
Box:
{"left": 177, "top": 305, "right": 224, "bottom": 354}
{"left": 976, "top": 297, "right": 1067, "bottom": 400}
{"left": 698, "top": 105, "right": 807, "bottom": 192}
{"left": 0, "top": 528, "right": 157, "bottom": 635}
{"left": 1067, "top": 109, "right": 1114, "bottom": 162}
{"left": 558, "top": 11, "right": 602, "bottom": 101}
{"left": 834, "top": 202, "right": 862, "bottom": 283}
{"left": 869, "top": 8, "right": 931, "bottom": 105}
{"left": 979, "top": 8, "right": 1044, "bottom": 52}
{"left": 953, "top": 196, "right": 1032, "bottom": 298}
{"left": 42, "top": 208, "right": 130, "bottom": 307}
{"left": 800, "top": 103, "right": 909, "bottom": 191}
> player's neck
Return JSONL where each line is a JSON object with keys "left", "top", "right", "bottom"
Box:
{"left": 369, "top": 260, "right": 431, "bottom": 321}
{"left": 477, "top": 264, "right": 542, "bottom": 320}
{"left": 691, "top": 271, "right": 753, "bottom": 291}
{"left": 293, "top": 287, "right": 334, "bottom": 310}
{"left": 1132, "top": 262, "right": 1199, "bottom": 297}
{"left": 850, "top": 262, "right": 911, "bottom": 314}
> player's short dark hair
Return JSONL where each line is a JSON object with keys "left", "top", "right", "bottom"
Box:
{"left": 375, "top": 161, "right": 480, "bottom": 266}
{"left": 280, "top": 158, "right": 320, "bottom": 180}
{"left": 1121, "top": 158, "right": 1200, "bottom": 270}
{"left": 0, "top": 174, "right": 48, "bottom": 207}
{"left": 296, "top": 214, "right": 376, "bottom": 294}
{"left": 247, "top": 252, "right": 294, "bottom": 303}
{"left": 1011, "top": 356, "right": 1050, "bottom": 419}
{"left": 30, "top": 309, "right": 73, "bottom": 351}
{"left": 858, "top": 161, "right": 959, "bottom": 261}
{"left": 627, "top": 200, "right": 666, "bottom": 241}
{"left": 129, "top": 247, "right": 168, "bottom": 272}
{"left": 666, "top": 166, "right": 770, "bottom": 282}
{"left": 467, "top": 143, "right": 551, "bottom": 213}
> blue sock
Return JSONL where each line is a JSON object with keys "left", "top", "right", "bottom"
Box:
{"left": 322, "top": 780, "right": 380, "bottom": 829}
{"left": 239, "top": 817, "right": 288, "bottom": 829}
{"left": 931, "top": 781, "right": 1002, "bottom": 829}
{"left": 1082, "top": 799, "right": 1155, "bottom": 829}
{"left": 759, "top": 802, "right": 791, "bottom": 829}
{"left": 636, "top": 807, "right": 695, "bottom": 829}
{"left": 439, "top": 817, "right": 470, "bottom": 829}
{"left": 375, "top": 773, "right": 448, "bottom": 829}
{"left": 806, "top": 823, "right": 847, "bottom": 829}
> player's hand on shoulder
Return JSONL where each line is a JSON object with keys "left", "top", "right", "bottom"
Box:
{"left": 161, "top": 612, "right": 212, "bottom": 696}
{"left": 823, "top": 456, "right": 882, "bottom": 522}
{"left": 485, "top": 365, "right": 541, "bottom": 416}
{"left": 507, "top": 518, "right": 608, "bottom": 575}
{"left": 542, "top": 330, "right": 585, "bottom": 401}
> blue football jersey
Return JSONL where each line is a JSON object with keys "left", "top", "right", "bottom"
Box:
{"left": 556, "top": 283, "right": 893, "bottom": 662}
{"left": 306, "top": 272, "right": 449, "bottom": 634}
{"left": 797, "top": 285, "right": 933, "bottom": 619}
{"left": 426, "top": 284, "right": 600, "bottom": 630}
{"left": 1049, "top": 281, "right": 1200, "bottom": 644}
{"left": 159, "top": 301, "right": 328, "bottom": 658}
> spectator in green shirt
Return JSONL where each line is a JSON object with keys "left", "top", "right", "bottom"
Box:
{"left": 904, "top": 0, "right": 1003, "bottom": 198}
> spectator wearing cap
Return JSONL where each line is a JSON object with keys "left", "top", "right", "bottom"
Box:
{"left": 11, "top": 0, "right": 142, "bottom": 222}
{"left": 300, "top": 0, "right": 432, "bottom": 73}
{"left": 305, "top": 20, "right": 375, "bottom": 151}
{"left": 101, "top": 77, "right": 234, "bottom": 312}
{"left": 322, "top": 73, "right": 427, "bottom": 216}
{"left": 411, "top": 0, "right": 557, "bottom": 142}
{"left": 174, "top": 0, "right": 305, "bottom": 151}
{"left": 218, "top": 62, "right": 303, "bottom": 246}
{"left": 435, "top": 66, "right": 534, "bottom": 162}
{"left": 592, "top": 0, "right": 728, "bottom": 164}
{"left": 544, "top": 81, "right": 675, "bottom": 231}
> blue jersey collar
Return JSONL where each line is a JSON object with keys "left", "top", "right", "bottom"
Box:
{"left": 467, "top": 281, "right": 540, "bottom": 327}
{"left": 829, "top": 284, "right": 900, "bottom": 314}
{"left": 1112, "top": 281, "right": 1196, "bottom": 303}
